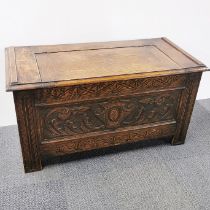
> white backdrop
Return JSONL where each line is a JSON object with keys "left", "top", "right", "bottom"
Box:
{"left": 0, "top": 0, "right": 210, "bottom": 126}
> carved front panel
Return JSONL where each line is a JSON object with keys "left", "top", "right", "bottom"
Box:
{"left": 38, "top": 91, "right": 180, "bottom": 141}
{"left": 35, "top": 75, "right": 186, "bottom": 104}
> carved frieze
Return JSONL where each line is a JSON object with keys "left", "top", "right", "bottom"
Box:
{"left": 35, "top": 75, "right": 185, "bottom": 104}
{"left": 39, "top": 91, "right": 179, "bottom": 140}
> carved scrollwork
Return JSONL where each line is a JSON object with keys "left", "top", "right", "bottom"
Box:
{"left": 40, "top": 91, "right": 179, "bottom": 140}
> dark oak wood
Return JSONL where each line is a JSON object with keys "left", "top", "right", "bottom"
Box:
{"left": 5, "top": 37, "right": 209, "bottom": 173}
{"left": 13, "top": 91, "right": 42, "bottom": 172}
{"left": 171, "top": 72, "right": 202, "bottom": 145}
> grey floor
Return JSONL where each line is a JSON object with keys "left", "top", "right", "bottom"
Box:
{"left": 0, "top": 99, "right": 210, "bottom": 210}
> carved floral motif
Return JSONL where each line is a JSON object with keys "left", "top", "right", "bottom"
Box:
{"left": 40, "top": 92, "right": 179, "bottom": 139}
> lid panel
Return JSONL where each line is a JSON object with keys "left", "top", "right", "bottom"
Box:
{"left": 36, "top": 45, "right": 180, "bottom": 82}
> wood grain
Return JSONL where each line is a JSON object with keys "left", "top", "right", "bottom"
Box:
{"left": 36, "top": 45, "right": 180, "bottom": 82}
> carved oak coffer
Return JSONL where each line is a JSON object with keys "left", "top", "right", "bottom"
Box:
{"left": 5, "top": 37, "right": 209, "bottom": 173}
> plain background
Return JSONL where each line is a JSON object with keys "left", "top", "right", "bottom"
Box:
{"left": 0, "top": 0, "right": 210, "bottom": 126}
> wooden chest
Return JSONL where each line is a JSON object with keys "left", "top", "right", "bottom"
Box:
{"left": 5, "top": 37, "right": 209, "bottom": 173}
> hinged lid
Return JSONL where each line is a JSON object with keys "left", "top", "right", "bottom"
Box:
{"left": 5, "top": 37, "right": 208, "bottom": 91}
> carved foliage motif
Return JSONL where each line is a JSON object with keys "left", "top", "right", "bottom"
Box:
{"left": 36, "top": 75, "right": 185, "bottom": 103}
{"left": 40, "top": 91, "right": 179, "bottom": 140}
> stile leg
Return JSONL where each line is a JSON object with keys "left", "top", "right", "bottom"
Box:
{"left": 171, "top": 72, "right": 202, "bottom": 145}
{"left": 14, "top": 91, "right": 42, "bottom": 173}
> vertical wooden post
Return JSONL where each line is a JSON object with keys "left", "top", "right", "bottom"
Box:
{"left": 14, "top": 91, "right": 42, "bottom": 173}
{"left": 171, "top": 72, "right": 202, "bottom": 145}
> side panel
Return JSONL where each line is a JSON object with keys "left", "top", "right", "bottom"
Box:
{"left": 172, "top": 72, "right": 202, "bottom": 144}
